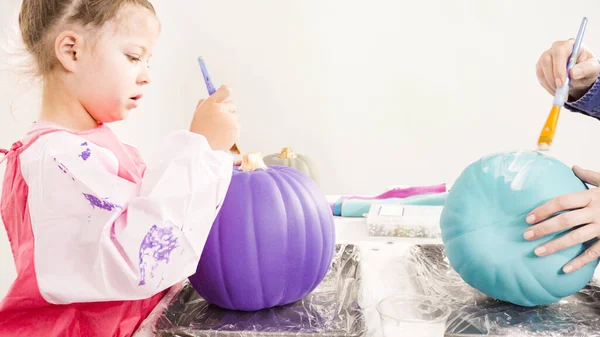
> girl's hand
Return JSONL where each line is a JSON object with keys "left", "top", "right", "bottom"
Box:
{"left": 524, "top": 166, "right": 600, "bottom": 273}
{"left": 536, "top": 39, "right": 600, "bottom": 101}
{"left": 190, "top": 85, "right": 240, "bottom": 152}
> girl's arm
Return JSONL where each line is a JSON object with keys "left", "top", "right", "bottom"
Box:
{"left": 20, "top": 130, "right": 232, "bottom": 304}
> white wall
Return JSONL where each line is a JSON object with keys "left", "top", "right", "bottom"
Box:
{"left": 1, "top": 0, "right": 600, "bottom": 297}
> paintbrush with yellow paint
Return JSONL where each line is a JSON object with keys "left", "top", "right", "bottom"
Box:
{"left": 537, "top": 17, "right": 588, "bottom": 151}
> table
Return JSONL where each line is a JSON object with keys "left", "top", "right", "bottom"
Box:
{"left": 332, "top": 214, "right": 446, "bottom": 336}
{"left": 135, "top": 198, "right": 600, "bottom": 336}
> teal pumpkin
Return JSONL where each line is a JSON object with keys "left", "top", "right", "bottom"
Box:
{"left": 440, "top": 151, "right": 598, "bottom": 307}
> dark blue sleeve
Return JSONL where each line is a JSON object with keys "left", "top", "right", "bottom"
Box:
{"left": 564, "top": 75, "right": 600, "bottom": 119}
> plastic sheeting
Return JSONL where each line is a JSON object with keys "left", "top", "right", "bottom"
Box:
{"left": 405, "top": 244, "right": 600, "bottom": 336}
{"left": 133, "top": 241, "right": 600, "bottom": 336}
{"left": 133, "top": 244, "right": 366, "bottom": 336}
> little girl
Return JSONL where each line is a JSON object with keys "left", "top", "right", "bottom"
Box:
{"left": 0, "top": 1, "right": 240, "bottom": 336}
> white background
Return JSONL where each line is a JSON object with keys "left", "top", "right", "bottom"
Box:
{"left": 1, "top": 0, "right": 600, "bottom": 298}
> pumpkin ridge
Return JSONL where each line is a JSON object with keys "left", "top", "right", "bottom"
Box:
{"left": 312, "top": 197, "right": 329, "bottom": 291}
{"left": 442, "top": 214, "right": 531, "bottom": 244}
{"left": 514, "top": 266, "right": 546, "bottom": 306}
{"left": 442, "top": 167, "right": 534, "bottom": 243}
{"left": 287, "top": 165, "right": 333, "bottom": 258}
{"left": 513, "top": 267, "right": 534, "bottom": 305}
{"left": 250, "top": 173, "right": 267, "bottom": 307}
{"left": 278, "top": 168, "right": 311, "bottom": 299}
{"left": 520, "top": 261, "right": 563, "bottom": 302}
{"left": 477, "top": 156, "right": 542, "bottom": 219}
{"left": 308, "top": 187, "right": 332, "bottom": 291}
{"left": 490, "top": 253, "right": 503, "bottom": 299}
{"left": 493, "top": 258, "right": 502, "bottom": 298}
{"left": 216, "top": 211, "right": 236, "bottom": 309}
{"left": 475, "top": 160, "right": 497, "bottom": 213}
{"left": 267, "top": 169, "right": 291, "bottom": 305}
{"left": 275, "top": 166, "right": 317, "bottom": 303}
{"left": 282, "top": 167, "right": 327, "bottom": 292}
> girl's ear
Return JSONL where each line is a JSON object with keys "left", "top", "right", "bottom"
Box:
{"left": 54, "top": 30, "right": 83, "bottom": 73}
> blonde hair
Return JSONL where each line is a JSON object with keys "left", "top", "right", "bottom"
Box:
{"left": 18, "top": 0, "right": 156, "bottom": 77}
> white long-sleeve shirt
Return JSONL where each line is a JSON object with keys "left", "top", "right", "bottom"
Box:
{"left": 18, "top": 129, "right": 232, "bottom": 304}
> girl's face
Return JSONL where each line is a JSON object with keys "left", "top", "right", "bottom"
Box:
{"left": 74, "top": 4, "right": 160, "bottom": 124}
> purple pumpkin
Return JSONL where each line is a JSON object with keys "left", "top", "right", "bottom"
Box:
{"left": 189, "top": 152, "right": 336, "bottom": 311}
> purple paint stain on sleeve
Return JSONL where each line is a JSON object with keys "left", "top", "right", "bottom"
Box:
{"left": 53, "top": 158, "right": 68, "bottom": 173}
{"left": 82, "top": 193, "right": 122, "bottom": 211}
{"left": 138, "top": 224, "right": 179, "bottom": 286}
{"left": 79, "top": 148, "right": 91, "bottom": 161}
{"left": 79, "top": 142, "right": 91, "bottom": 161}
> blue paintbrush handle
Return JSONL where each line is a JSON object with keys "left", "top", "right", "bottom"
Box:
{"left": 553, "top": 17, "right": 588, "bottom": 106}
{"left": 198, "top": 56, "right": 217, "bottom": 95}
{"left": 197, "top": 57, "right": 241, "bottom": 154}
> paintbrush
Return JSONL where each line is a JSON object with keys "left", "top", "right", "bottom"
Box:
{"left": 198, "top": 56, "right": 241, "bottom": 154}
{"left": 537, "top": 17, "right": 588, "bottom": 151}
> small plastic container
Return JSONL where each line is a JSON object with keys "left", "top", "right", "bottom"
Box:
{"left": 377, "top": 294, "right": 451, "bottom": 337}
{"left": 366, "top": 204, "right": 444, "bottom": 238}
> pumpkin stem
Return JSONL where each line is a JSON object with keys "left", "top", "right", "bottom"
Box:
{"left": 239, "top": 152, "right": 268, "bottom": 172}
{"left": 278, "top": 147, "right": 298, "bottom": 159}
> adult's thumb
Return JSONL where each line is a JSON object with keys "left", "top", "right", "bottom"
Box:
{"left": 570, "top": 58, "right": 600, "bottom": 80}
{"left": 208, "top": 85, "right": 232, "bottom": 103}
{"left": 573, "top": 165, "right": 600, "bottom": 187}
